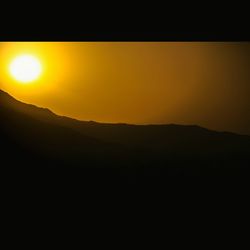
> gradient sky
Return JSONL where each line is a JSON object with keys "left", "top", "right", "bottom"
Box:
{"left": 0, "top": 42, "right": 249, "bottom": 134}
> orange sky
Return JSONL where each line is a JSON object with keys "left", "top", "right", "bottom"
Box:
{"left": 0, "top": 42, "right": 249, "bottom": 134}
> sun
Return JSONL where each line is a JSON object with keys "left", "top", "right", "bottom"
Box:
{"left": 9, "top": 55, "right": 42, "bottom": 83}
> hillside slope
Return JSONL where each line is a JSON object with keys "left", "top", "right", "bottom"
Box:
{"left": 1, "top": 89, "right": 250, "bottom": 174}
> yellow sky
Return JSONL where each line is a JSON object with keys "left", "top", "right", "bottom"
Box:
{"left": 0, "top": 42, "right": 249, "bottom": 134}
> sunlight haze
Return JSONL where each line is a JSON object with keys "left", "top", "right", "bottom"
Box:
{"left": 0, "top": 42, "right": 249, "bottom": 134}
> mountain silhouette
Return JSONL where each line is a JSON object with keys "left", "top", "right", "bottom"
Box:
{"left": 1, "top": 89, "right": 250, "bottom": 176}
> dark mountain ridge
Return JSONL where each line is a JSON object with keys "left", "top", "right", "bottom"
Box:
{"left": 1, "top": 89, "right": 250, "bottom": 175}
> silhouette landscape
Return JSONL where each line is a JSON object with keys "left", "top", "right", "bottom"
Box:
{"left": 1, "top": 33, "right": 250, "bottom": 181}
{"left": 1, "top": 89, "right": 250, "bottom": 177}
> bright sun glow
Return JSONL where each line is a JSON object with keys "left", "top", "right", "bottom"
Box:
{"left": 9, "top": 55, "right": 42, "bottom": 83}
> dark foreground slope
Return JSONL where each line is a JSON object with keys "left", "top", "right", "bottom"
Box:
{"left": 1, "top": 89, "right": 250, "bottom": 176}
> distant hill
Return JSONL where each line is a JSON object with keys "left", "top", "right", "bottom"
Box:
{"left": 1, "top": 89, "right": 250, "bottom": 176}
